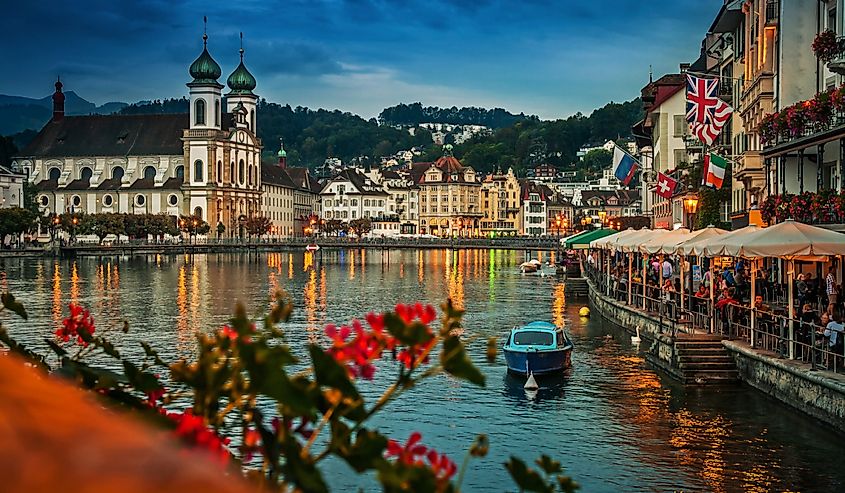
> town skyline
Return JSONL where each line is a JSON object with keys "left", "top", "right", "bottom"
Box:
{"left": 0, "top": 1, "right": 716, "bottom": 120}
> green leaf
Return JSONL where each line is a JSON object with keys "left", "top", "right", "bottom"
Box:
{"left": 122, "top": 360, "right": 162, "bottom": 393}
{"left": 308, "top": 344, "right": 360, "bottom": 400}
{"left": 505, "top": 457, "right": 553, "bottom": 493}
{"left": 384, "top": 313, "right": 434, "bottom": 346}
{"left": 441, "top": 335, "right": 485, "bottom": 387}
{"left": 1, "top": 292, "right": 27, "bottom": 320}
{"left": 340, "top": 429, "right": 389, "bottom": 473}
{"left": 536, "top": 455, "right": 562, "bottom": 475}
{"left": 556, "top": 474, "right": 580, "bottom": 493}
{"left": 0, "top": 327, "right": 48, "bottom": 370}
{"left": 96, "top": 338, "right": 121, "bottom": 359}
{"left": 280, "top": 434, "right": 329, "bottom": 493}
{"left": 140, "top": 341, "right": 167, "bottom": 366}
{"left": 45, "top": 338, "right": 67, "bottom": 357}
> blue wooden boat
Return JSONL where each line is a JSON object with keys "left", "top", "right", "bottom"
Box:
{"left": 503, "top": 321, "right": 573, "bottom": 376}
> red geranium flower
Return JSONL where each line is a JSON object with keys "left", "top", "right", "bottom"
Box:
{"left": 166, "top": 410, "right": 231, "bottom": 464}
{"left": 55, "top": 303, "right": 95, "bottom": 345}
{"left": 386, "top": 432, "right": 458, "bottom": 486}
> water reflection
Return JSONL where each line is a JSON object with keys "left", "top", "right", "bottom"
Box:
{"left": 1, "top": 249, "right": 843, "bottom": 493}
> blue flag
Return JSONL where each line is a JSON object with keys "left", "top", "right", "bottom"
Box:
{"left": 612, "top": 147, "right": 639, "bottom": 185}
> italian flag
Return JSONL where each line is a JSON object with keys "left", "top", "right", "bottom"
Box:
{"left": 704, "top": 153, "right": 728, "bottom": 189}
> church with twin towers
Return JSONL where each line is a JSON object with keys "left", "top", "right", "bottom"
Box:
{"left": 12, "top": 22, "right": 319, "bottom": 238}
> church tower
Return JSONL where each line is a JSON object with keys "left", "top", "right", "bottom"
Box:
{"left": 187, "top": 17, "right": 223, "bottom": 130}
{"left": 226, "top": 33, "right": 258, "bottom": 134}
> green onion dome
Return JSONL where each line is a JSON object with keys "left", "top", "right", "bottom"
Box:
{"left": 227, "top": 57, "right": 256, "bottom": 95}
{"left": 189, "top": 35, "right": 222, "bottom": 84}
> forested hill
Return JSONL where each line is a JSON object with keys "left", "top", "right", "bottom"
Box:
{"left": 113, "top": 97, "right": 644, "bottom": 174}
{"left": 378, "top": 103, "right": 535, "bottom": 128}
{"left": 451, "top": 98, "right": 643, "bottom": 173}
{"left": 120, "top": 99, "right": 433, "bottom": 167}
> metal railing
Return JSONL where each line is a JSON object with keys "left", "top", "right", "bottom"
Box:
{"left": 765, "top": 0, "right": 778, "bottom": 24}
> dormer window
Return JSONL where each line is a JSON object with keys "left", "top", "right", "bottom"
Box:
{"left": 117, "top": 131, "right": 129, "bottom": 144}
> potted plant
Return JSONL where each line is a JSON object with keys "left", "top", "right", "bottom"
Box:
{"left": 813, "top": 29, "right": 840, "bottom": 63}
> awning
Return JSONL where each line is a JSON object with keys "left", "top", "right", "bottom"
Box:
{"left": 700, "top": 225, "right": 761, "bottom": 257}
{"left": 590, "top": 228, "right": 635, "bottom": 249}
{"left": 567, "top": 228, "right": 617, "bottom": 249}
{"left": 616, "top": 229, "right": 668, "bottom": 253}
{"left": 639, "top": 228, "right": 691, "bottom": 255}
{"left": 719, "top": 220, "right": 845, "bottom": 259}
{"left": 674, "top": 225, "right": 729, "bottom": 256}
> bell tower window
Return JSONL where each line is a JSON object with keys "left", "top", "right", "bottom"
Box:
{"left": 194, "top": 160, "right": 204, "bottom": 182}
{"left": 195, "top": 99, "right": 206, "bottom": 126}
{"left": 214, "top": 100, "right": 220, "bottom": 127}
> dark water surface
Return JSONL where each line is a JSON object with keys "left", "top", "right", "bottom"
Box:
{"left": 1, "top": 249, "right": 843, "bottom": 492}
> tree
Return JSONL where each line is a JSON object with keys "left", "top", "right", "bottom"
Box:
{"left": 581, "top": 148, "right": 612, "bottom": 175}
{"left": 21, "top": 182, "right": 40, "bottom": 216}
{"left": 322, "top": 219, "right": 345, "bottom": 236}
{"left": 0, "top": 207, "right": 35, "bottom": 246}
{"left": 348, "top": 217, "right": 372, "bottom": 239}
{"left": 90, "top": 213, "right": 125, "bottom": 243}
{"left": 244, "top": 215, "right": 272, "bottom": 239}
{"left": 179, "top": 214, "right": 210, "bottom": 237}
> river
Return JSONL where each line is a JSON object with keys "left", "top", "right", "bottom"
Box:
{"left": 0, "top": 249, "right": 843, "bottom": 492}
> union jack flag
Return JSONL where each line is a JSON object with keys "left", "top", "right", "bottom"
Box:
{"left": 685, "top": 74, "right": 720, "bottom": 124}
{"left": 689, "top": 99, "right": 733, "bottom": 145}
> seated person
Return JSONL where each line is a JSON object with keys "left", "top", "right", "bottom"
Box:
{"left": 824, "top": 313, "right": 845, "bottom": 353}
{"left": 695, "top": 284, "right": 710, "bottom": 299}
{"left": 753, "top": 295, "right": 770, "bottom": 312}
{"left": 799, "top": 303, "right": 818, "bottom": 344}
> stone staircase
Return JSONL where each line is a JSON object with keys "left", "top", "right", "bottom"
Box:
{"left": 565, "top": 278, "right": 589, "bottom": 298}
{"left": 674, "top": 335, "right": 740, "bottom": 384}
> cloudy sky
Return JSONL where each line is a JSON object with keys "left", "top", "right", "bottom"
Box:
{"left": 0, "top": 0, "right": 717, "bottom": 119}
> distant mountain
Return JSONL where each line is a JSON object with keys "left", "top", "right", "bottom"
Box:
{"left": 378, "top": 103, "right": 536, "bottom": 128}
{"left": 0, "top": 91, "right": 128, "bottom": 134}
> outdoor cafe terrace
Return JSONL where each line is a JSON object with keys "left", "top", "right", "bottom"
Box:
{"left": 585, "top": 221, "right": 845, "bottom": 376}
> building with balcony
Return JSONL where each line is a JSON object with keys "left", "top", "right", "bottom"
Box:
{"left": 365, "top": 168, "right": 419, "bottom": 234}
{"left": 758, "top": 0, "right": 845, "bottom": 227}
{"left": 519, "top": 181, "right": 551, "bottom": 236}
{"left": 320, "top": 169, "right": 389, "bottom": 223}
{"left": 411, "top": 152, "right": 482, "bottom": 237}
{"left": 479, "top": 167, "right": 521, "bottom": 236}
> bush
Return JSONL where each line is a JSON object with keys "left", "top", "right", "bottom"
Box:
{"left": 0, "top": 294, "right": 577, "bottom": 493}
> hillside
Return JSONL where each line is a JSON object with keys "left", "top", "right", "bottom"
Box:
{"left": 0, "top": 91, "right": 127, "bottom": 134}
{"left": 378, "top": 103, "right": 535, "bottom": 128}
{"left": 2, "top": 90, "right": 643, "bottom": 175}
{"left": 451, "top": 99, "right": 643, "bottom": 174}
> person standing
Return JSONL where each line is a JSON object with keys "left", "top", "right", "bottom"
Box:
{"left": 661, "top": 257, "right": 673, "bottom": 281}
{"left": 826, "top": 269, "right": 838, "bottom": 316}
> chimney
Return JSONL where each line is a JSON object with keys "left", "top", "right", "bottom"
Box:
{"left": 52, "top": 77, "right": 65, "bottom": 121}
{"left": 679, "top": 63, "right": 690, "bottom": 74}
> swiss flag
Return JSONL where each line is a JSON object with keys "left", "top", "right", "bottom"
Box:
{"left": 654, "top": 172, "right": 678, "bottom": 199}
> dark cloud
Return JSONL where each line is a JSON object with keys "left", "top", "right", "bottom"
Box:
{"left": 0, "top": 0, "right": 719, "bottom": 118}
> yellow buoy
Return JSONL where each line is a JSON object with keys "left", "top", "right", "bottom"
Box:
{"left": 579, "top": 307, "right": 590, "bottom": 317}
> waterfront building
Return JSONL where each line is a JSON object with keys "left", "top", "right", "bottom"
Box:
{"left": 0, "top": 165, "right": 24, "bottom": 208}
{"left": 365, "top": 168, "right": 419, "bottom": 234}
{"left": 578, "top": 190, "right": 641, "bottom": 225}
{"left": 261, "top": 147, "right": 296, "bottom": 238}
{"left": 546, "top": 193, "right": 575, "bottom": 237}
{"left": 479, "top": 167, "right": 521, "bottom": 236}
{"left": 12, "top": 31, "right": 263, "bottom": 238}
{"left": 320, "top": 168, "right": 389, "bottom": 222}
{"left": 519, "top": 181, "right": 552, "bottom": 236}
{"left": 633, "top": 72, "right": 691, "bottom": 228}
{"left": 758, "top": 0, "right": 845, "bottom": 227}
{"left": 411, "top": 150, "right": 482, "bottom": 237}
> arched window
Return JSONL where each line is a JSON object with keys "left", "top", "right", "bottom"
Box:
{"left": 194, "top": 159, "right": 204, "bottom": 181}
{"left": 194, "top": 206, "right": 203, "bottom": 220}
{"left": 217, "top": 160, "right": 223, "bottom": 183}
{"left": 239, "top": 159, "right": 245, "bottom": 185}
{"left": 250, "top": 110, "right": 255, "bottom": 131}
{"left": 175, "top": 165, "right": 184, "bottom": 180}
{"left": 214, "top": 100, "right": 220, "bottom": 127}
{"left": 248, "top": 165, "right": 253, "bottom": 186}
{"left": 80, "top": 167, "right": 93, "bottom": 181}
{"left": 48, "top": 167, "right": 61, "bottom": 181}
{"left": 195, "top": 99, "right": 206, "bottom": 125}
{"left": 229, "top": 161, "right": 235, "bottom": 184}
{"left": 111, "top": 166, "right": 125, "bottom": 180}
{"left": 143, "top": 166, "right": 157, "bottom": 180}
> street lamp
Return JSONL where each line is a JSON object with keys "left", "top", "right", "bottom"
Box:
{"left": 683, "top": 196, "right": 699, "bottom": 230}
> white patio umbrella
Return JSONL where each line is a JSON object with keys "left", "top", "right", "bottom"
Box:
{"left": 590, "top": 229, "right": 630, "bottom": 250}
{"left": 700, "top": 225, "right": 760, "bottom": 257}
{"left": 616, "top": 229, "right": 666, "bottom": 253}
{"left": 720, "top": 219, "right": 845, "bottom": 259}
{"left": 639, "top": 228, "right": 691, "bottom": 255}
{"left": 673, "top": 225, "right": 729, "bottom": 256}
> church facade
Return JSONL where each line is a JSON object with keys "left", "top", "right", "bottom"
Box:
{"left": 12, "top": 30, "right": 267, "bottom": 238}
